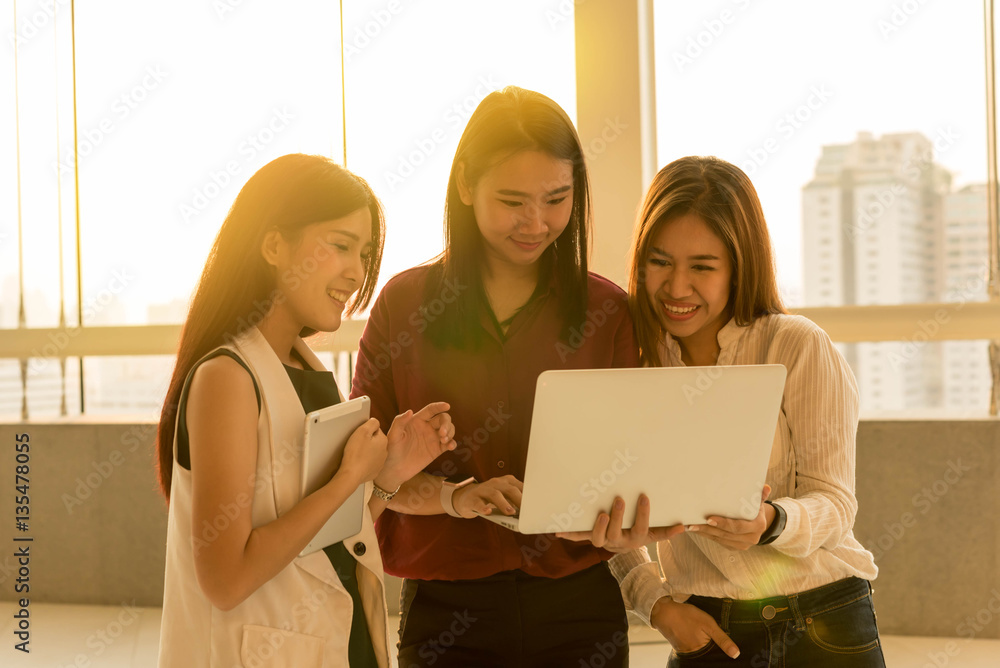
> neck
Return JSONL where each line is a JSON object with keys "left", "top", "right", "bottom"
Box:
{"left": 481, "top": 253, "right": 540, "bottom": 290}
{"left": 256, "top": 299, "right": 302, "bottom": 368}
{"left": 676, "top": 315, "right": 730, "bottom": 367}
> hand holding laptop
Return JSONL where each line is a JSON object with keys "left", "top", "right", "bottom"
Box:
{"left": 556, "top": 493, "right": 685, "bottom": 552}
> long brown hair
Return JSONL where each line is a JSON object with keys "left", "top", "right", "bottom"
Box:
{"left": 425, "top": 86, "right": 592, "bottom": 347}
{"left": 628, "top": 156, "right": 786, "bottom": 366}
{"left": 156, "top": 154, "right": 385, "bottom": 498}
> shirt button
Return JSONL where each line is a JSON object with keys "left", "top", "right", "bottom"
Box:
{"left": 353, "top": 542, "right": 366, "bottom": 557}
{"left": 728, "top": 555, "right": 736, "bottom": 563}
{"left": 497, "top": 460, "right": 505, "bottom": 469}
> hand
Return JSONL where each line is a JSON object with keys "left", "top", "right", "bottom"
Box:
{"left": 686, "top": 485, "right": 774, "bottom": 551}
{"left": 378, "top": 402, "right": 457, "bottom": 490}
{"left": 651, "top": 597, "right": 740, "bottom": 659}
{"left": 337, "top": 418, "right": 388, "bottom": 485}
{"left": 555, "top": 494, "right": 685, "bottom": 552}
{"left": 453, "top": 475, "right": 523, "bottom": 519}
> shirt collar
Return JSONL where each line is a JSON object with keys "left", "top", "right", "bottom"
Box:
{"left": 658, "top": 317, "right": 752, "bottom": 366}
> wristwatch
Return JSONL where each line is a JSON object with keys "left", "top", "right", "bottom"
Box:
{"left": 372, "top": 481, "right": 401, "bottom": 502}
{"left": 758, "top": 500, "right": 787, "bottom": 545}
{"left": 441, "top": 475, "right": 477, "bottom": 518}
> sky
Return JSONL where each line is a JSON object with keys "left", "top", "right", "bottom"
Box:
{"left": 0, "top": 0, "right": 990, "bottom": 327}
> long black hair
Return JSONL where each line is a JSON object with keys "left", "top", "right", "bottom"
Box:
{"left": 424, "top": 86, "right": 592, "bottom": 348}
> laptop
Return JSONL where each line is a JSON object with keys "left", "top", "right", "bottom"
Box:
{"left": 299, "top": 396, "right": 370, "bottom": 556}
{"left": 478, "top": 365, "right": 786, "bottom": 534}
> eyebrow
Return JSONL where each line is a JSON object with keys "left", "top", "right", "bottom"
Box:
{"left": 649, "top": 246, "right": 721, "bottom": 261}
{"left": 495, "top": 185, "right": 573, "bottom": 197}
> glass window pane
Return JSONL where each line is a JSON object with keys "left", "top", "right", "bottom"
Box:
{"left": 653, "top": 1, "right": 987, "bottom": 309}
{"left": 343, "top": 0, "right": 577, "bottom": 303}
{"left": 74, "top": 1, "right": 346, "bottom": 325}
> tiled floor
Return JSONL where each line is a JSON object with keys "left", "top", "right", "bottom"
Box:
{"left": 2, "top": 602, "right": 999, "bottom": 667}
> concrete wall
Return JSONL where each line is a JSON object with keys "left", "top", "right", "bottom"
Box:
{"left": 1, "top": 419, "right": 997, "bottom": 637}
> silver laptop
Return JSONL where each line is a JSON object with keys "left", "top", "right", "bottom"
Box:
{"left": 479, "top": 365, "right": 786, "bottom": 534}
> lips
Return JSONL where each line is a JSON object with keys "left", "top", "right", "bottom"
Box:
{"left": 660, "top": 300, "right": 700, "bottom": 321}
{"left": 327, "top": 288, "right": 352, "bottom": 305}
{"left": 510, "top": 238, "right": 543, "bottom": 252}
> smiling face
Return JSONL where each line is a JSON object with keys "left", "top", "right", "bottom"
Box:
{"left": 265, "top": 207, "right": 373, "bottom": 334}
{"left": 457, "top": 149, "right": 574, "bottom": 273}
{"left": 644, "top": 212, "right": 733, "bottom": 361}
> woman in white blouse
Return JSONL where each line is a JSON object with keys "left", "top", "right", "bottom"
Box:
{"left": 560, "top": 156, "right": 885, "bottom": 667}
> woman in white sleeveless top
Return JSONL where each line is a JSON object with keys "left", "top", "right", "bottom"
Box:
{"left": 155, "top": 154, "right": 456, "bottom": 667}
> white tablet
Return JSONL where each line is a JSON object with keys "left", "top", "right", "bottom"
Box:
{"left": 299, "top": 396, "right": 370, "bottom": 557}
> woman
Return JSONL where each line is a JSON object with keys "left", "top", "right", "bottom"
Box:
{"left": 350, "top": 87, "right": 640, "bottom": 667}
{"left": 563, "top": 155, "right": 884, "bottom": 667}
{"left": 156, "top": 154, "right": 455, "bottom": 667}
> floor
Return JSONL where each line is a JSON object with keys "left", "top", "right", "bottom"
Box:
{"left": 2, "top": 602, "right": 999, "bottom": 667}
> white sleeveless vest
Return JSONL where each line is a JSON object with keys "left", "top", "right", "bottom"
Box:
{"left": 158, "top": 327, "right": 390, "bottom": 668}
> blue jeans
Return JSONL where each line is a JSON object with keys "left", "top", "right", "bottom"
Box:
{"left": 667, "top": 577, "right": 886, "bottom": 668}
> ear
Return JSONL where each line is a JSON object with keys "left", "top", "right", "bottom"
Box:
{"left": 456, "top": 162, "right": 474, "bottom": 206}
{"left": 260, "top": 229, "right": 285, "bottom": 269}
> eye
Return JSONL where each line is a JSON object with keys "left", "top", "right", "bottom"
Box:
{"left": 692, "top": 265, "right": 715, "bottom": 271}
{"left": 648, "top": 258, "right": 668, "bottom": 267}
{"left": 547, "top": 196, "right": 568, "bottom": 206}
{"left": 498, "top": 199, "right": 522, "bottom": 208}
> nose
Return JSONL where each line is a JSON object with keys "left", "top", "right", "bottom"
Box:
{"left": 664, "top": 266, "right": 692, "bottom": 299}
{"left": 343, "top": 251, "right": 365, "bottom": 284}
{"left": 518, "top": 203, "right": 545, "bottom": 235}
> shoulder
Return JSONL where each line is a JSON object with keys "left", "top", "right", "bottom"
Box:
{"left": 754, "top": 314, "right": 849, "bottom": 376}
{"left": 585, "top": 272, "right": 630, "bottom": 310}
{"left": 188, "top": 352, "right": 258, "bottom": 413}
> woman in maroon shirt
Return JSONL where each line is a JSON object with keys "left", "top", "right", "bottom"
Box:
{"left": 351, "top": 86, "right": 640, "bottom": 667}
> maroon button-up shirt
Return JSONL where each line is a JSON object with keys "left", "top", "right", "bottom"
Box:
{"left": 350, "top": 264, "right": 640, "bottom": 581}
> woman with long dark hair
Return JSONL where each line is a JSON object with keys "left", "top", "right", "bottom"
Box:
{"left": 350, "top": 87, "right": 640, "bottom": 667}
{"left": 156, "top": 153, "right": 455, "bottom": 667}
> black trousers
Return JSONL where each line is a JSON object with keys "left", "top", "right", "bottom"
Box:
{"left": 397, "top": 562, "right": 630, "bottom": 668}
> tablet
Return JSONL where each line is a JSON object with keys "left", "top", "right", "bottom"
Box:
{"left": 299, "top": 396, "right": 370, "bottom": 557}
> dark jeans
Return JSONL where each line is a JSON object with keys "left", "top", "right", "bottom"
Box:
{"left": 397, "top": 562, "right": 629, "bottom": 668}
{"left": 667, "top": 577, "right": 886, "bottom": 668}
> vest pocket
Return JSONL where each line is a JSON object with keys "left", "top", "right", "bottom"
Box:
{"left": 241, "top": 624, "right": 325, "bottom": 667}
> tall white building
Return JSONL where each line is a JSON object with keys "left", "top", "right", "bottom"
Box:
{"left": 942, "top": 184, "right": 991, "bottom": 413}
{"left": 802, "top": 132, "right": 951, "bottom": 412}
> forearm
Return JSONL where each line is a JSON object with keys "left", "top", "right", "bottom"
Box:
{"left": 385, "top": 472, "right": 448, "bottom": 515}
{"left": 197, "top": 470, "right": 364, "bottom": 610}
{"left": 609, "top": 547, "right": 673, "bottom": 625}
